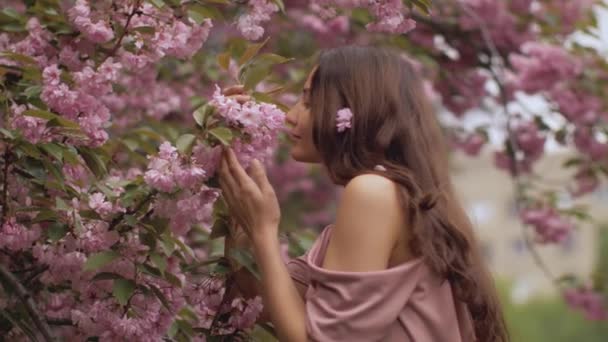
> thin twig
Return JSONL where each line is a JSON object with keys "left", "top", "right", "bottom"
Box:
{"left": 458, "top": 3, "right": 557, "bottom": 282}
{"left": 1, "top": 146, "right": 11, "bottom": 225}
{"left": 0, "top": 264, "right": 55, "bottom": 341}
{"left": 108, "top": 191, "right": 156, "bottom": 231}
{"left": 107, "top": 0, "right": 143, "bottom": 58}
{"left": 46, "top": 318, "right": 72, "bottom": 326}
{"left": 23, "top": 265, "right": 50, "bottom": 286}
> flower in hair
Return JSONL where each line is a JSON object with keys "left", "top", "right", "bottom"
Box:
{"left": 336, "top": 107, "right": 353, "bottom": 132}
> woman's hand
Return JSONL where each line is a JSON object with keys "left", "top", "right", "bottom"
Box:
{"left": 222, "top": 84, "right": 251, "bottom": 104}
{"left": 218, "top": 147, "right": 280, "bottom": 247}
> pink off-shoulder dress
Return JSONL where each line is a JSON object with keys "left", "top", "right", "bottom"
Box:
{"left": 286, "top": 225, "right": 476, "bottom": 342}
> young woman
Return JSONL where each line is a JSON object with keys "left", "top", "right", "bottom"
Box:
{"left": 218, "top": 45, "right": 508, "bottom": 341}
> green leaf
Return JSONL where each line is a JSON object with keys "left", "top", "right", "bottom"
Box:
{"left": 172, "top": 237, "right": 195, "bottom": 259}
{"left": 193, "top": 104, "right": 214, "bottom": 128}
{"left": 33, "top": 209, "right": 59, "bottom": 223}
{"left": 92, "top": 272, "right": 124, "bottom": 281}
{"left": 151, "top": 253, "right": 167, "bottom": 274}
{"left": 160, "top": 232, "right": 176, "bottom": 256}
{"left": 0, "top": 128, "right": 15, "bottom": 139}
{"left": 23, "top": 109, "right": 79, "bottom": 129}
{"left": 562, "top": 157, "right": 582, "bottom": 168}
{"left": 150, "top": 284, "right": 172, "bottom": 311}
{"left": 176, "top": 134, "right": 197, "bottom": 155}
{"left": 187, "top": 4, "right": 222, "bottom": 24}
{"left": 272, "top": 0, "right": 285, "bottom": 13}
{"left": 255, "top": 52, "right": 293, "bottom": 65}
{"left": 55, "top": 197, "right": 69, "bottom": 210}
{"left": 164, "top": 271, "right": 183, "bottom": 287}
{"left": 0, "top": 52, "right": 34, "bottom": 65}
{"left": 208, "top": 127, "right": 233, "bottom": 146}
{"left": 148, "top": 0, "right": 165, "bottom": 8}
{"left": 138, "top": 263, "right": 163, "bottom": 278}
{"left": 47, "top": 222, "right": 67, "bottom": 242}
{"left": 113, "top": 278, "right": 136, "bottom": 306}
{"left": 238, "top": 36, "right": 271, "bottom": 66}
{"left": 78, "top": 147, "right": 108, "bottom": 178}
{"left": 209, "top": 217, "right": 229, "bottom": 239}
{"left": 15, "top": 141, "right": 42, "bottom": 159}
{"left": 410, "top": 0, "right": 432, "bottom": 14}
{"left": 1, "top": 8, "right": 24, "bottom": 21}
{"left": 24, "top": 85, "right": 42, "bottom": 98}
{"left": 132, "top": 26, "right": 155, "bottom": 35}
{"left": 229, "top": 248, "right": 261, "bottom": 279}
{"left": 40, "top": 143, "right": 64, "bottom": 161}
{"left": 241, "top": 63, "right": 270, "bottom": 90}
{"left": 217, "top": 51, "right": 231, "bottom": 71}
{"left": 183, "top": 256, "right": 223, "bottom": 271}
{"left": 84, "top": 251, "right": 120, "bottom": 271}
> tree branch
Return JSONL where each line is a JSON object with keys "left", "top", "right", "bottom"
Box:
{"left": 0, "top": 264, "right": 55, "bottom": 341}
{"left": 108, "top": 191, "right": 156, "bottom": 231}
{"left": 107, "top": 0, "right": 143, "bottom": 58}
{"left": 1, "top": 146, "right": 11, "bottom": 225}
{"left": 46, "top": 318, "right": 72, "bottom": 326}
{"left": 457, "top": 3, "right": 556, "bottom": 282}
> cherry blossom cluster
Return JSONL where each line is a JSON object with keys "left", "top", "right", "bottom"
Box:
{"left": 209, "top": 85, "right": 286, "bottom": 168}
{"left": 563, "top": 285, "right": 608, "bottom": 321}
{"left": 311, "top": 0, "right": 416, "bottom": 33}
{"left": 520, "top": 206, "right": 573, "bottom": 244}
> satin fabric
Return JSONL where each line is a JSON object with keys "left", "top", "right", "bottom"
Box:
{"left": 287, "top": 225, "right": 476, "bottom": 342}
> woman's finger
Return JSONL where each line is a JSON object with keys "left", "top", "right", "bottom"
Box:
{"left": 219, "top": 158, "right": 240, "bottom": 195}
{"left": 222, "top": 84, "right": 245, "bottom": 96}
{"left": 228, "top": 94, "right": 251, "bottom": 104}
{"left": 249, "top": 159, "right": 272, "bottom": 193}
{"left": 224, "top": 148, "right": 256, "bottom": 189}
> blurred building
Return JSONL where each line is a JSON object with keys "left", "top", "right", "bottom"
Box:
{"left": 450, "top": 150, "right": 606, "bottom": 302}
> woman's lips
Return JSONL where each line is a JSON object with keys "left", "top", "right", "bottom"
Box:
{"left": 289, "top": 133, "right": 301, "bottom": 141}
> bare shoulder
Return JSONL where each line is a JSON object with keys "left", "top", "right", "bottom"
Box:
{"left": 321, "top": 173, "right": 407, "bottom": 272}
{"left": 343, "top": 173, "right": 400, "bottom": 199}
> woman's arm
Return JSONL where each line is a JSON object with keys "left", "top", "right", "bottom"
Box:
{"left": 218, "top": 149, "right": 307, "bottom": 341}
{"left": 219, "top": 148, "right": 408, "bottom": 341}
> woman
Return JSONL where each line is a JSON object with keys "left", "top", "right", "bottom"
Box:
{"left": 218, "top": 45, "right": 508, "bottom": 341}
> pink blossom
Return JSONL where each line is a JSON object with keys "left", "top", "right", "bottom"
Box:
{"left": 454, "top": 133, "right": 486, "bottom": 156}
{"left": 237, "top": 0, "right": 279, "bottom": 40}
{"left": 514, "top": 121, "right": 545, "bottom": 160}
{"left": 68, "top": 0, "right": 115, "bottom": 44}
{"left": 563, "top": 285, "right": 608, "bottom": 321}
{"left": 78, "top": 221, "right": 119, "bottom": 253}
{"left": 510, "top": 42, "right": 581, "bottom": 94}
{"left": 10, "top": 104, "right": 48, "bottom": 144}
{"left": 573, "top": 128, "right": 608, "bottom": 161}
{"left": 570, "top": 169, "right": 600, "bottom": 198}
{"left": 365, "top": 0, "right": 416, "bottom": 34}
{"left": 192, "top": 144, "right": 223, "bottom": 178}
{"left": 228, "top": 296, "right": 264, "bottom": 330}
{"left": 549, "top": 86, "right": 603, "bottom": 125}
{"left": 494, "top": 150, "right": 533, "bottom": 175}
{"left": 0, "top": 218, "right": 41, "bottom": 252}
{"left": 88, "top": 193, "right": 114, "bottom": 217}
{"left": 336, "top": 107, "right": 353, "bottom": 132}
{"left": 436, "top": 70, "right": 487, "bottom": 116}
{"left": 520, "top": 207, "right": 572, "bottom": 244}
{"left": 313, "top": 0, "right": 415, "bottom": 34}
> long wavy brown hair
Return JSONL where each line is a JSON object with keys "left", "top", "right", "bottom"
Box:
{"left": 307, "top": 45, "right": 508, "bottom": 342}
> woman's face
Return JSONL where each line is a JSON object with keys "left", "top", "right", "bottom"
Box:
{"left": 286, "top": 68, "right": 322, "bottom": 163}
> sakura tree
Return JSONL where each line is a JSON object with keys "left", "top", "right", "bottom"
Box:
{"left": 0, "top": 0, "right": 606, "bottom": 340}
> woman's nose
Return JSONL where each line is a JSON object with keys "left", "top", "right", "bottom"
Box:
{"left": 285, "top": 105, "right": 298, "bottom": 127}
